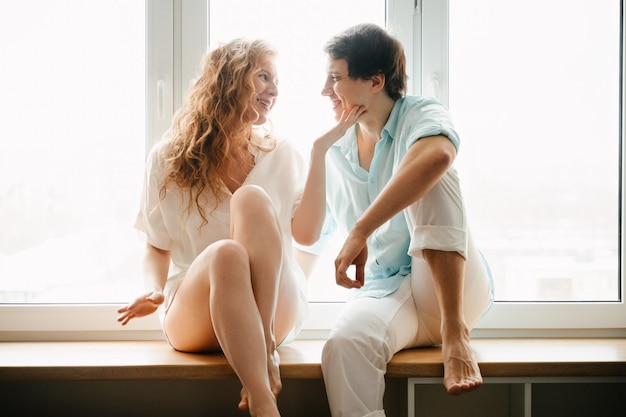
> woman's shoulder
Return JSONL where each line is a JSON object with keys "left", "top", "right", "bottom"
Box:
{"left": 261, "top": 134, "right": 301, "bottom": 159}
{"left": 143, "top": 139, "right": 173, "bottom": 177}
{"left": 274, "top": 135, "right": 298, "bottom": 152}
{"left": 146, "top": 138, "right": 169, "bottom": 158}
{"left": 254, "top": 136, "right": 306, "bottom": 181}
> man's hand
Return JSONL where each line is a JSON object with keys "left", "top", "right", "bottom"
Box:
{"left": 334, "top": 230, "right": 368, "bottom": 289}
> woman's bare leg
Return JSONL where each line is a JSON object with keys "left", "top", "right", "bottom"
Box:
{"left": 163, "top": 243, "right": 279, "bottom": 417}
{"left": 210, "top": 244, "right": 280, "bottom": 416}
{"left": 229, "top": 186, "right": 285, "bottom": 412}
{"left": 164, "top": 239, "right": 279, "bottom": 416}
{"left": 164, "top": 184, "right": 296, "bottom": 416}
{"left": 423, "top": 249, "right": 482, "bottom": 395}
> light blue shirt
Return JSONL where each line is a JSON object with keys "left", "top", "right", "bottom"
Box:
{"left": 322, "top": 96, "right": 461, "bottom": 299}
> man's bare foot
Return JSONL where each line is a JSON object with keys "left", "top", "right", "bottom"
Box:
{"left": 441, "top": 323, "right": 482, "bottom": 395}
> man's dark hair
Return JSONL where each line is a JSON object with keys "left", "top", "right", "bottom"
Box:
{"left": 324, "top": 23, "right": 407, "bottom": 100}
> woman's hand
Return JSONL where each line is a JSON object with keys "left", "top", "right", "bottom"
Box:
{"left": 116, "top": 290, "right": 164, "bottom": 326}
{"left": 314, "top": 105, "right": 366, "bottom": 152}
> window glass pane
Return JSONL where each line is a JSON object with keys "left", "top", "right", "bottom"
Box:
{"left": 449, "top": 0, "right": 620, "bottom": 301}
{"left": 209, "top": 0, "right": 386, "bottom": 301}
{"left": 0, "top": 1, "right": 145, "bottom": 303}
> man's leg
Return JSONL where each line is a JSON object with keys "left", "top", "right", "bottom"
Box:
{"left": 422, "top": 249, "right": 482, "bottom": 394}
{"left": 404, "top": 169, "right": 493, "bottom": 395}
{"left": 321, "top": 279, "right": 417, "bottom": 417}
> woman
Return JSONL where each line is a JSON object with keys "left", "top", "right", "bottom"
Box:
{"left": 117, "top": 38, "right": 360, "bottom": 417}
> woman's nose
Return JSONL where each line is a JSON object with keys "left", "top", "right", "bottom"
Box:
{"left": 268, "top": 81, "right": 278, "bottom": 97}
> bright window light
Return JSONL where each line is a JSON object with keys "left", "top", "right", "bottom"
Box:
{"left": 449, "top": 0, "right": 621, "bottom": 302}
{"left": 0, "top": 0, "right": 146, "bottom": 303}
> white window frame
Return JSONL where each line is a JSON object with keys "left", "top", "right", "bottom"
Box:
{"left": 417, "top": 0, "right": 626, "bottom": 338}
{"left": 1, "top": 0, "right": 624, "bottom": 342}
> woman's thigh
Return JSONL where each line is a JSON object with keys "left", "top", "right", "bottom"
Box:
{"left": 162, "top": 242, "right": 239, "bottom": 353}
{"left": 163, "top": 244, "right": 304, "bottom": 352}
{"left": 274, "top": 269, "right": 304, "bottom": 345}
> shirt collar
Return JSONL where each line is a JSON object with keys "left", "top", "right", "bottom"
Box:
{"left": 332, "top": 97, "right": 405, "bottom": 157}
{"left": 336, "top": 126, "right": 358, "bottom": 163}
{"left": 381, "top": 98, "right": 404, "bottom": 141}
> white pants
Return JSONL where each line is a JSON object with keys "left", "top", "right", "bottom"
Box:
{"left": 321, "top": 169, "right": 494, "bottom": 417}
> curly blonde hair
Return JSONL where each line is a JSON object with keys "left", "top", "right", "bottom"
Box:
{"left": 159, "top": 38, "right": 277, "bottom": 226}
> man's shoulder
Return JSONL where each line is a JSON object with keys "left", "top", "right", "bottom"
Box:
{"left": 393, "top": 96, "right": 459, "bottom": 151}
{"left": 394, "top": 96, "right": 452, "bottom": 128}
{"left": 397, "top": 95, "right": 446, "bottom": 112}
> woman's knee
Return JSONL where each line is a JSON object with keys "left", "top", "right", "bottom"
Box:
{"left": 231, "top": 185, "right": 272, "bottom": 211}
{"left": 230, "top": 185, "right": 280, "bottom": 230}
{"left": 198, "top": 240, "right": 249, "bottom": 281}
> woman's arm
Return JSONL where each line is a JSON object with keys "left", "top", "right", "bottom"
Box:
{"left": 291, "top": 106, "right": 365, "bottom": 246}
{"left": 117, "top": 242, "right": 171, "bottom": 325}
{"left": 142, "top": 242, "right": 171, "bottom": 294}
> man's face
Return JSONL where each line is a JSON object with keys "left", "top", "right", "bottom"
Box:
{"left": 321, "top": 58, "right": 370, "bottom": 122}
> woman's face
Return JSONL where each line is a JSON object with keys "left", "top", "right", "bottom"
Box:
{"left": 321, "top": 57, "right": 370, "bottom": 122}
{"left": 250, "top": 59, "right": 279, "bottom": 125}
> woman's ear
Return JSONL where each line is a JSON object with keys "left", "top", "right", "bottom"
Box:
{"left": 370, "top": 73, "right": 386, "bottom": 93}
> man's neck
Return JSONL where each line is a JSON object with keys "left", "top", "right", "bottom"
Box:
{"left": 358, "top": 94, "right": 396, "bottom": 143}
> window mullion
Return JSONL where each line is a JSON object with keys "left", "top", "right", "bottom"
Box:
{"left": 387, "top": 0, "right": 420, "bottom": 95}
{"left": 146, "top": 0, "right": 175, "bottom": 153}
{"left": 181, "top": 0, "right": 208, "bottom": 99}
{"left": 420, "top": 0, "right": 449, "bottom": 105}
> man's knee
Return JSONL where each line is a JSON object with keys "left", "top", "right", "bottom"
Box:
{"left": 322, "top": 324, "right": 389, "bottom": 369}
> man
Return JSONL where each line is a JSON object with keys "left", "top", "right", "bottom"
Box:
{"left": 312, "top": 24, "right": 494, "bottom": 417}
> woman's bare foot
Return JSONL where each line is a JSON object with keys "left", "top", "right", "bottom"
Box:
{"left": 238, "top": 388, "right": 280, "bottom": 417}
{"left": 441, "top": 322, "right": 482, "bottom": 395}
{"left": 238, "top": 352, "right": 281, "bottom": 413}
{"left": 238, "top": 388, "right": 250, "bottom": 411}
{"left": 268, "top": 349, "right": 282, "bottom": 397}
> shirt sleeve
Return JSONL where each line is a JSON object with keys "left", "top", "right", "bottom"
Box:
{"left": 401, "top": 100, "right": 461, "bottom": 152}
{"left": 134, "top": 145, "right": 172, "bottom": 250}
